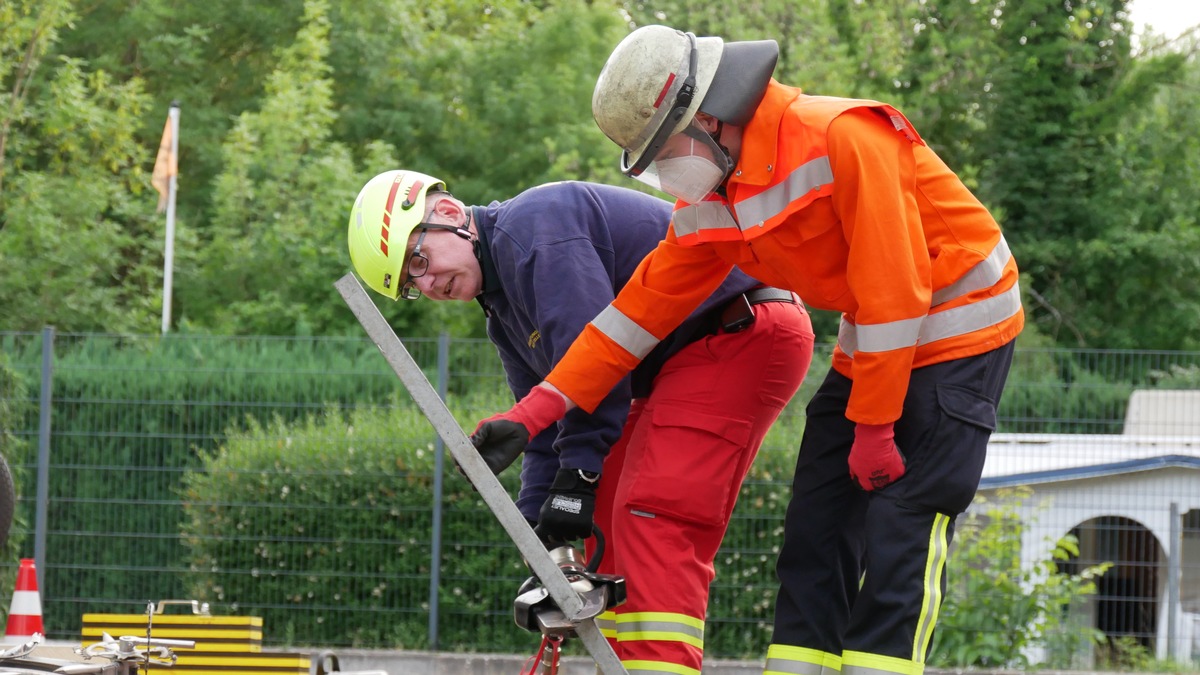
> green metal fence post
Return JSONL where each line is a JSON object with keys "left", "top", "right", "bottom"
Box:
{"left": 35, "top": 325, "right": 54, "bottom": 592}
{"left": 428, "top": 332, "right": 450, "bottom": 650}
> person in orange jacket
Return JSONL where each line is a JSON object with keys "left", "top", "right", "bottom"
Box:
{"left": 470, "top": 25, "right": 1023, "bottom": 675}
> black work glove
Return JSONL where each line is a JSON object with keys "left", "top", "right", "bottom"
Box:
{"left": 468, "top": 387, "right": 567, "bottom": 476}
{"left": 534, "top": 468, "right": 599, "bottom": 546}
{"left": 468, "top": 419, "right": 529, "bottom": 475}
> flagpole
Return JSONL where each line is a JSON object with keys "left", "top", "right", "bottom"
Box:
{"left": 161, "top": 102, "right": 180, "bottom": 335}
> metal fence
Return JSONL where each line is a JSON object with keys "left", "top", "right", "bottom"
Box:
{"left": 0, "top": 329, "right": 1198, "bottom": 668}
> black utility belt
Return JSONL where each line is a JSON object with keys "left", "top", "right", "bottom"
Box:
{"left": 719, "top": 287, "right": 800, "bottom": 333}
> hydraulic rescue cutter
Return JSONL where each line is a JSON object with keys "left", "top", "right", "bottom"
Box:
{"left": 513, "top": 539, "right": 626, "bottom": 637}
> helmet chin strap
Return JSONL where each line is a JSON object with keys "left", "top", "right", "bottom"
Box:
{"left": 710, "top": 120, "right": 734, "bottom": 197}
{"left": 712, "top": 120, "right": 732, "bottom": 158}
{"left": 461, "top": 209, "right": 482, "bottom": 259}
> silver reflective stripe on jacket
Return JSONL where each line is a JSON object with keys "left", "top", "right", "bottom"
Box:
{"left": 930, "top": 236, "right": 1012, "bottom": 306}
{"left": 838, "top": 282, "right": 1021, "bottom": 357}
{"left": 673, "top": 155, "right": 834, "bottom": 239}
{"left": 673, "top": 201, "right": 740, "bottom": 240}
{"left": 591, "top": 304, "right": 660, "bottom": 360}
{"left": 733, "top": 155, "right": 834, "bottom": 227}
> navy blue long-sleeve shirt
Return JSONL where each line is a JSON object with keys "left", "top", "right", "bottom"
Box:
{"left": 472, "top": 181, "right": 759, "bottom": 520}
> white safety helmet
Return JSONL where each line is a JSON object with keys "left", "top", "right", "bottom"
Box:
{"left": 592, "top": 25, "right": 778, "bottom": 203}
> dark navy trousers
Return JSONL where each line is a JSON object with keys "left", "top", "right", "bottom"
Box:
{"left": 767, "top": 341, "right": 1015, "bottom": 675}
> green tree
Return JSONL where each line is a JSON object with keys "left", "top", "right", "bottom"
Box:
{"left": 979, "top": 0, "right": 1197, "bottom": 349}
{"left": 55, "top": 0, "right": 308, "bottom": 225}
{"left": 0, "top": 0, "right": 162, "bottom": 332}
{"left": 176, "top": 0, "right": 397, "bottom": 336}
{"left": 4, "top": 0, "right": 1197, "bottom": 343}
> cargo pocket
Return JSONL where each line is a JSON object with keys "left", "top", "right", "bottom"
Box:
{"left": 915, "top": 383, "right": 998, "bottom": 512}
{"left": 624, "top": 405, "right": 754, "bottom": 527}
{"left": 937, "top": 383, "right": 997, "bottom": 431}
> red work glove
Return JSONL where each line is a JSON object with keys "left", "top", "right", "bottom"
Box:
{"left": 468, "top": 386, "right": 567, "bottom": 475}
{"left": 848, "top": 422, "right": 906, "bottom": 491}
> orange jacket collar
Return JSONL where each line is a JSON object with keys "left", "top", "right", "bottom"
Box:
{"left": 732, "top": 79, "right": 802, "bottom": 186}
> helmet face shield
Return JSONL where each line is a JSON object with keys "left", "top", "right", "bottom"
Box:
{"left": 624, "top": 119, "right": 733, "bottom": 204}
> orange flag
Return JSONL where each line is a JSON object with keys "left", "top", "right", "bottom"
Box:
{"left": 151, "top": 112, "right": 177, "bottom": 213}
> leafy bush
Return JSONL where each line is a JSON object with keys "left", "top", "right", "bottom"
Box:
{"left": 930, "top": 488, "right": 1111, "bottom": 668}
{"left": 179, "top": 396, "right": 805, "bottom": 653}
{"left": 179, "top": 395, "right": 529, "bottom": 648}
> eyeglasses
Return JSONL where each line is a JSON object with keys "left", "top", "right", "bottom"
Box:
{"left": 397, "top": 222, "right": 475, "bottom": 300}
{"left": 398, "top": 229, "right": 431, "bottom": 300}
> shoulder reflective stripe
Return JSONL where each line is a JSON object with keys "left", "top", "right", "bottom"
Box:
{"left": 888, "top": 113, "right": 919, "bottom": 142}
{"left": 734, "top": 155, "right": 834, "bottom": 228}
{"left": 624, "top": 660, "right": 701, "bottom": 675}
{"left": 764, "top": 644, "right": 841, "bottom": 675}
{"left": 931, "top": 236, "right": 1012, "bottom": 307}
{"left": 842, "top": 650, "right": 923, "bottom": 675}
{"left": 854, "top": 315, "right": 924, "bottom": 354}
{"left": 591, "top": 305, "right": 661, "bottom": 360}
{"left": 914, "top": 512, "right": 951, "bottom": 662}
{"left": 673, "top": 201, "right": 740, "bottom": 239}
{"left": 837, "top": 282, "right": 1021, "bottom": 358}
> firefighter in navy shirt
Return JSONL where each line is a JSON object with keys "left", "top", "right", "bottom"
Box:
{"left": 347, "top": 171, "right": 813, "bottom": 672}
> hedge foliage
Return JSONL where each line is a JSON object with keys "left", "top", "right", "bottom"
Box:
{"left": 177, "top": 396, "right": 803, "bottom": 655}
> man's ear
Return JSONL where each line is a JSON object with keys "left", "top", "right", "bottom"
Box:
{"left": 430, "top": 194, "right": 461, "bottom": 220}
{"left": 693, "top": 113, "right": 720, "bottom": 133}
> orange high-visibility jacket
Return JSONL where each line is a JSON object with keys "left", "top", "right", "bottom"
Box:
{"left": 546, "top": 80, "right": 1023, "bottom": 424}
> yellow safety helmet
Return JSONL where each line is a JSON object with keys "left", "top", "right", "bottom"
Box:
{"left": 347, "top": 170, "right": 447, "bottom": 300}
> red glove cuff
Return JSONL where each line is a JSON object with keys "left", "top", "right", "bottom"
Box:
{"left": 853, "top": 421, "right": 895, "bottom": 446}
{"left": 479, "top": 385, "right": 567, "bottom": 439}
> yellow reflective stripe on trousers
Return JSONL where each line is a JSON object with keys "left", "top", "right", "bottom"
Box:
{"left": 616, "top": 611, "right": 704, "bottom": 649}
{"left": 623, "top": 660, "right": 700, "bottom": 675}
{"left": 838, "top": 282, "right": 1021, "bottom": 357}
{"left": 913, "top": 513, "right": 951, "bottom": 662}
{"left": 764, "top": 644, "right": 842, "bottom": 675}
{"left": 591, "top": 304, "right": 661, "bottom": 360}
{"left": 596, "top": 609, "right": 617, "bottom": 640}
{"left": 842, "top": 650, "right": 924, "bottom": 675}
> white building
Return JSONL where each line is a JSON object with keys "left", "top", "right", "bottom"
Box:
{"left": 976, "top": 390, "right": 1200, "bottom": 664}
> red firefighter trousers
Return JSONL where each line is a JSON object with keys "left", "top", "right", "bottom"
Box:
{"left": 586, "top": 300, "right": 814, "bottom": 674}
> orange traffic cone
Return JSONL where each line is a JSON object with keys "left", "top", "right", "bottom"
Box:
{"left": 5, "top": 559, "right": 44, "bottom": 641}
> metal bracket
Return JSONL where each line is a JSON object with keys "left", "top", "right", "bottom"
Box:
{"left": 334, "top": 274, "right": 627, "bottom": 675}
